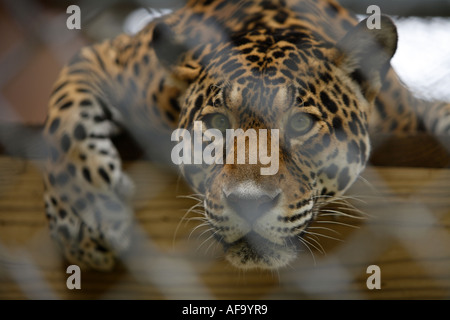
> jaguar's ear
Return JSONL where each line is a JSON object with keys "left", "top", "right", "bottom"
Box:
{"left": 152, "top": 22, "right": 202, "bottom": 82}
{"left": 333, "top": 15, "right": 398, "bottom": 102}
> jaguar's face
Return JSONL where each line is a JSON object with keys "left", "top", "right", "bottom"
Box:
{"left": 174, "top": 35, "right": 372, "bottom": 269}
{"left": 162, "top": 13, "right": 398, "bottom": 268}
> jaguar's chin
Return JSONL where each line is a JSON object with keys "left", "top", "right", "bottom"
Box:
{"left": 220, "top": 232, "right": 300, "bottom": 270}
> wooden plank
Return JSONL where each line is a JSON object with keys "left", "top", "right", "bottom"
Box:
{"left": 0, "top": 157, "right": 449, "bottom": 299}
{"left": 370, "top": 134, "right": 450, "bottom": 168}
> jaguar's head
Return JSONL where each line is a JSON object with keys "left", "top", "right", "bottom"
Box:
{"left": 152, "top": 15, "right": 397, "bottom": 269}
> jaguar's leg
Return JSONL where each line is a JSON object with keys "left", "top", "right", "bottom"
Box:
{"left": 43, "top": 45, "right": 135, "bottom": 271}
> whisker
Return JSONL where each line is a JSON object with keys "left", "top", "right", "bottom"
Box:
{"left": 188, "top": 222, "right": 210, "bottom": 241}
{"left": 196, "top": 225, "right": 215, "bottom": 242}
{"left": 184, "top": 203, "right": 205, "bottom": 214}
{"left": 316, "top": 220, "right": 359, "bottom": 229}
{"left": 189, "top": 209, "right": 207, "bottom": 215}
{"left": 303, "top": 230, "right": 343, "bottom": 242}
{"left": 204, "top": 236, "right": 222, "bottom": 256}
{"left": 300, "top": 235, "right": 325, "bottom": 255}
{"left": 332, "top": 205, "right": 372, "bottom": 218}
{"left": 183, "top": 217, "right": 208, "bottom": 223}
{"left": 197, "top": 231, "right": 219, "bottom": 253}
{"left": 332, "top": 196, "right": 367, "bottom": 205}
{"left": 319, "top": 209, "right": 367, "bottom": 220}
{"left": 303, "top": 235, "right": 326, "bottom": 255}
{"left": 176, "top": 194, "right": 204, "bottom": 202}
{"left": 307, "top": 226, "right": 342, "bottom": 236}
{"left": 297, "top": 236, "right": 316, "bottom": 265}
{"left": 330, "top": 204, "right": 366, "bottom": 212}
{"left": 318, "top": 213, "right": 365, "bottom": 222}
{"left": 323, "top": 198, "right": 371, "bottom": 217}
{"left": 303, "top": 232, "right": 321, "bottom": 244}
{"left": 172, "top": 202, "right": 205, "bottom": 246}
{"left": 315, "top": 193, "right": 370, "bottom": 206}
{"left": 356, "top": 175, "right": 381, "bottom": 195}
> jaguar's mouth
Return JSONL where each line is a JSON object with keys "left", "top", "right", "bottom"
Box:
{"left": 217, "top": 231, "right": 303, "bottom": 270}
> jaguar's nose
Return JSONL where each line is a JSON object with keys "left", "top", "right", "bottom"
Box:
{"left": 223, "top": 182, "right": 281, "bottom": 224}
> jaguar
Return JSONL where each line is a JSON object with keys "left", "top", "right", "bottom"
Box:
{"left": 42, "top": 0, "right": 450, "bottom": 270}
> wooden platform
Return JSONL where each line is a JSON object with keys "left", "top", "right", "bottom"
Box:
{"left": 0, "top": 152, "right": 449, "bottom": 300}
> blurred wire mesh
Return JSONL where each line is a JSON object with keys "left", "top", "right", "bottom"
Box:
{"left": 0, "top": 0, "right": 449, "bottom": 299}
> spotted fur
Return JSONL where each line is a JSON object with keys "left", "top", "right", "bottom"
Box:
{"left": 43, "top": 0, "right": 450, "bottom": 270}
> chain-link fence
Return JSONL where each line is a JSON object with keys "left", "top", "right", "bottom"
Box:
{"left": 0, "top": 0, "right": 449, "bottom": 299}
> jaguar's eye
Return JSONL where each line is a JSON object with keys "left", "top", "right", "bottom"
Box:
{"left": 203, "top": 113, "right": 231, "bottom": 133}
{"left": 287, "top": 113, "right": 314, "bottom": 136}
